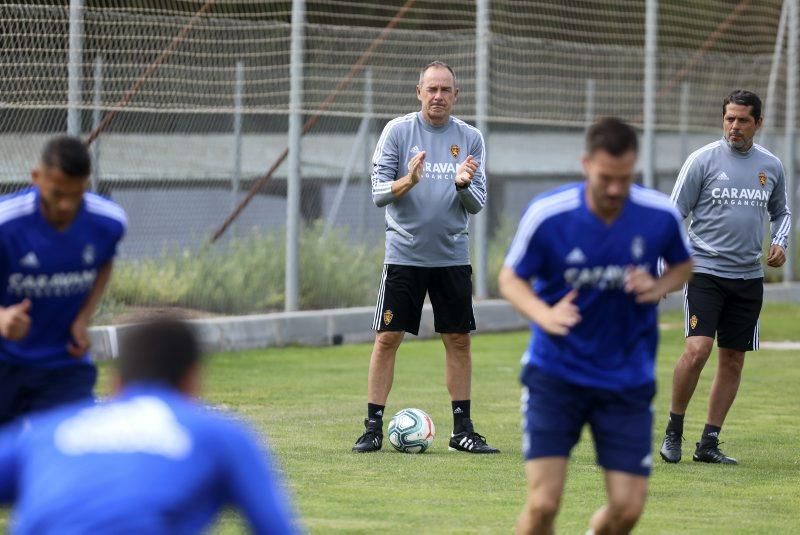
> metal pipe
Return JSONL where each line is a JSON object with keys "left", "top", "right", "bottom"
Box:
{"left": 358, "top": 68, "right": 373, "bottom": 240}
{"left": 91, "top": 55, "right": 102, "bottom": 191}
{"left": 642, "top": 0, "right": 657, "bottom": 189}
{"left": 784, "top": 0, "right": 798, "bottom": 282}
{"left": 474, "top": 0, "right": 490, "bottom": 299}
{"left": 762, "top": 0, "right": 788, "bottom": 147}
{"left": 679, "top": 81, "right": 689, "bottom": 163}
{"left": 67, "top": 0, "right": 83, "bottom": 136}
{"left": 232, "top": 61, "right": 244, "bottom": 237}
{"left": 286, "top": 0, "right": 305, "bottom": 311}
{"left": 584, "top": 78, "right": 595, "bottom": 131}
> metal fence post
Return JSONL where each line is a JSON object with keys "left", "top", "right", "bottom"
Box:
{"left": 67, "top": 0, "right": 83, "bottom": 136}
{"left": 286, "top": 0, "right": 305, "bottom": 311}
{"left": 91, "top": 55, "right": 102, "bottom": 191}
{"left": 474, "top": 0, "right": 490, "bottom": 299}
{"left": 232, "top": 61, "right": 244, "bottom": 237}
{"left": 642, "top": 0, "right": 657, "bottom": 188}
{"left": 584, "top": 78, "right": 595, "bottom": 131}
{"left": 761, "top": 0, "right": 788, "bottom": 148}
{"left": 679, "top": 82, "right": 690, "bottom": 163}
{"left": 358, "top": 68, "right": 373, "bottom": 240}
{"left": 784, "top": 0, "right": 797, "bottom": 282}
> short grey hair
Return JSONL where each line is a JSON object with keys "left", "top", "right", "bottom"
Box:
{"left": 418, "top": 61, "right": 457, "bottom": 86}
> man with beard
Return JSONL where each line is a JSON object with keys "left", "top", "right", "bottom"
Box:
{"left": 659, "top": 90, "right": 791, "bottom": 465}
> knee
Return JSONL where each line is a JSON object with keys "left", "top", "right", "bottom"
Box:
{"left": 682, "top": 342, "right": 713, "bottom": 370}
{"left": 374, "top": 331, "right": 403, "bottom": 353}
{"left": 526, "top": 494, "right": 560, "bottom": 522}
{"left": 719, "top": 351, "right": 745, "bottom": 375}
{"left": 443, "top": 333, "right": 471, "bottom": 354}
{"left": 607, "top": 499, "right": 644, "bottom": 529}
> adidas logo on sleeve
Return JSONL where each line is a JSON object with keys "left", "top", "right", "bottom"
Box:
{"left": 20, "top": 252, "right": 40, "bottom": 268}
{"left": 566, "top": 247, "right": 586, "bottom": 264}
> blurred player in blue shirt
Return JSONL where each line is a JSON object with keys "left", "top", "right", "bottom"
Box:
{"left": 499, "top": 118, "right": 693, "bottom": 535}
{"left": 0, "top": 136, "right": 126, "bottom": 424}
{"left": 0, "top": 318, "right": 300, "bottom": 534}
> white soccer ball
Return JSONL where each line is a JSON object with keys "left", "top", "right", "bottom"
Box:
{"left": 387, "top": 408, "right": 435, "bottom": 453}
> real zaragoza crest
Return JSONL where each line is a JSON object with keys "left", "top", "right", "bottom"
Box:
{"left": 450, "top": 144, "right": 460, "bottom": 158}
{"left": 631, "top": 236, "right": 645, "bottom": 261}
{"left": 383, "top": 309, "right": 393, "bottom": 326}
{"left": 758, "top": 170, "right": 767, "bottom": 187}
{"left": 82, "top": 244, "right": 95, "bottom": 265}
{"left": 690, "top": 315, "right": 698, "bottom": 329}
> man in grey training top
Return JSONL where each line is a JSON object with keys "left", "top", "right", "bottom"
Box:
{"left": 660, "top": 90, "right": 791, "bottom": 465}
{"left": 352, "top": 61, "right": 498, "bottom": 454}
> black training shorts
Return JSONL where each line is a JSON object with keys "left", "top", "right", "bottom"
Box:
{"left": 684, "top": 272, "right": 763, "bottom": 352}
{"left": 372, "top": 264, "right": 476, "bottom": 335}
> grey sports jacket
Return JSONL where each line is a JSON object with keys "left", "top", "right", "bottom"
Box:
{"left": 371, "top": 112, "right": 487, "bottom": 267}
{"left": 669, "top": 138, "right": 791, "bottom": 278}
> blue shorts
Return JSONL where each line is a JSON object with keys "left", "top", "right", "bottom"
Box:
{"left": 521, "top": 366, "right": 655, "bottom": 476}
{"left": 0, "top": 361, "right": 97, "bottom": 425}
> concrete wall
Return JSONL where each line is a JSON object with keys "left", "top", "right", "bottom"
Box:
{"left": 88, "top": 282, "right": 800, "bottom": 360}
{"left": 1, "top": 131, "right": 737, "bottom": 182}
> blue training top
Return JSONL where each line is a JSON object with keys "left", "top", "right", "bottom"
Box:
{"left": 0, "top": 187, "right": 126, "bottom": 368}
{"left": 0, "top": 384, "right": 300, "bottom": 534}
{"left": 504, "top": 182, "right": 692, "bottom": 390}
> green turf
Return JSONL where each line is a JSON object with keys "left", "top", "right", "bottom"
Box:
{"left": 2, "top": 303, "right": 799, "bottom": 533}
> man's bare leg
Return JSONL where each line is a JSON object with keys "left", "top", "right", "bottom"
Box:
{"left": 367, "top": 331, "right": 404, "bottom": 405}
{"left": 670, "top": 336, "right": 715, "bottom": 416}
{"left": 706, "top": 347, "right": 745, "bottom": 427}
{"left": 516, "top": 457, "right": 569, "bottom": 535}
{"left": 588, "top": 470, "right": 648, "bottom": 535}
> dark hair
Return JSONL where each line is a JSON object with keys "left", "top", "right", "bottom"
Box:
{"left": 723, "top": 89, "right": 762, "bottom": 120}
{"left": 117, "top": 318, "right": 202, "bottom": 388}
{"left": 585, "top": 117, "right": 638, "bottom": 156}
{"left": 41, "top": 135, "right": 91, "bottom": 179}
{"left": 419, "top": 61, "right": 457, "bottom": 85}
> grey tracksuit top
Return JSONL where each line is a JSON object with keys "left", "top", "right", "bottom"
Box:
{"left": 669, "top": 138, "right": 791, "bottom": 279}
{"left": 371, "top": 112, "right": 487, "bottom": 267}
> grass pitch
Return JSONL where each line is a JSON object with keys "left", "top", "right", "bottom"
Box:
{"left": 2, "top": 303, "right": 799, "bottom": 533}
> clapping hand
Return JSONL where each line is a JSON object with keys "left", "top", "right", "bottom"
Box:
{"left": 407, "top": 151, "right": 426, "bottom": 185}
{"left": 455, "top": 155, "right": 478, "bottom": 189}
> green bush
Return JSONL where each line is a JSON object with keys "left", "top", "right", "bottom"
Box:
{"left": 99, "top": 220, "right": 520, "bottom": 321}
{"left": 101, "top": 218, "right": 796, "bottom": 321}
{"left": 99, "top": 223, "right": 384, "bottom": 320}
{"left": 484, "top": 217, "right": 517, "bottom": 298}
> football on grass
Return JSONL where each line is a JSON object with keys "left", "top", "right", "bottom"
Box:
{"left": 387, "top": 408, "right": 435, "bottom": 453}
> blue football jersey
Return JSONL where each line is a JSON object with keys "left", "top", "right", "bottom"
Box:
{"left": 0, "top": 385, "right": 299, "bottom": 535}
{"left": 505, "top": 182, "right": 692, "bottom": 390}
{"left": 0, "top": 188, "right": 126, "bottom": 367}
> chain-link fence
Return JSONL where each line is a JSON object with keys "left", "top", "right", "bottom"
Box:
{"left": 0, "top": 0, "right": 795, "bottom": 319}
